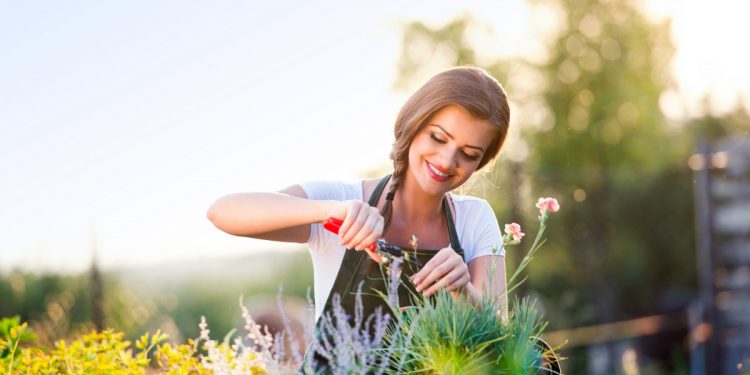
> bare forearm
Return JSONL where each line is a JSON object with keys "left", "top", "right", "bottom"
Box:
{"left": 464, "top": 255, "right": 509, "bottom": 320}
{"left": 460, "top": 282, "right": 508, "bottom": 320}
{"left": 463, "top": 282, "right": 483, "bottom": 305}
{"left": 207, "top": 192, "right": 330, "bottom": 236}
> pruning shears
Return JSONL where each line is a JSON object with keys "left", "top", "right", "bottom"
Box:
{"left": 323, "top": 217, "right": 424, "bottom": 268}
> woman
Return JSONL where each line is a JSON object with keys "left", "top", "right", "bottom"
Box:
{"left": 207, "top": 66, "right": 510, "bottom": 350}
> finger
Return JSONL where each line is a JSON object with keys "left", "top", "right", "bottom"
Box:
{"left": 349, "top": 208, "right": 382, "bottom": 250}
{"left": 337, "top": 201, "right": 358, "bottom": 243}
{"left": 416, "top": 254, "right": 464, "bottom": 292}
{"left": 411, "top": 248, "right": 452, "bottom": 284}
{"left": 415, "top": 261, "right": 453, "bottom": 293}
{"left": 357, "top": 216, "right": 383, "bottom": 252}
{"left": 423, "top": 268, "right": 468, "bottom": 296}
{"left": 338, "top": 202, "right": 362, "bottom": 245}
{"left": 445, "top": 273, "right": 471, "bottom": 292}
{"left": 343, "top": 203, "right": 372, "bottom": 248}
{"left": 411, "top": 249, "right": 449, "bottom": 281}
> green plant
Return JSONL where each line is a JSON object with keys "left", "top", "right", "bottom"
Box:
{"left": 0, "top": 316, "right": 37, "bottom": 360}
{"left": 0, "top": 318, "right": 215, "bottom": 374}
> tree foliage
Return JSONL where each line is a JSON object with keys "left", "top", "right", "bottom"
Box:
{"left": 393, "top": 0, "right": 699, "bottom": 334}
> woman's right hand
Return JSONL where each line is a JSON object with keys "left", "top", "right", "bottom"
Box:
{"left": 326, "top": 200, "right": 384, "bottom": 254}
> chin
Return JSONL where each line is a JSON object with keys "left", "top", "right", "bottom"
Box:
{"left": 420, "top": 175, "right": 463, "bottom": 196}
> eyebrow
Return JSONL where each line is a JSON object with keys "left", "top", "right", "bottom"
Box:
{"left": 429, "top": 124, "right": 486, "bottom": 152}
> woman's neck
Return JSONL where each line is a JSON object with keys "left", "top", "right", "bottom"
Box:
{"left": 391, "top": 174, "right": 444, "bottom": 223}
{"left": 382, "top": 173, "right": 451, "bottom": 249}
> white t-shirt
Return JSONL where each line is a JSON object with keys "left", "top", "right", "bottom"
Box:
{"left": 299, "top": 179, "right": 505, "bottom": 320}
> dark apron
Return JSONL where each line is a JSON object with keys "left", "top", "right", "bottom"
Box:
{"left": 301, "top": 174, "right": 464, "bottom": 372}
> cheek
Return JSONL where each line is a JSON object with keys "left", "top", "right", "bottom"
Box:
{"left": 407, "top": 140, "right": 425, "bottom": 164}
{"left": 407, "top": 147, "right": 417, "bottom": 166}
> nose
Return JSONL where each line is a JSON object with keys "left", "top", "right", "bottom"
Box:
{"left": 437, "top": 147, "right": 459, "bottom": 170}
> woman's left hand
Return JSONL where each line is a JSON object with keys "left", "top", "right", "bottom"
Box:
{"left": 410, "top": 247, "right": 469, "bottom": 296}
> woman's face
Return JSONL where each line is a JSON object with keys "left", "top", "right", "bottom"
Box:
{"left": 406, "top": 104, "right": 497, "bottom": 198}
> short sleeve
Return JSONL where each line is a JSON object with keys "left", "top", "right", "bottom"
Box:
{"left": 465, "top": 199, "right": 505, "bottom": 263}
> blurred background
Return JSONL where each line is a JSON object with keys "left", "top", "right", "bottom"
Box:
{"left": 2, "top": 0, "right": 749, "bottom": 373}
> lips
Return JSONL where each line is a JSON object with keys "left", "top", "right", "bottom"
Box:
{"left": 426, "top": 161, "right": 453, "bottom": 182}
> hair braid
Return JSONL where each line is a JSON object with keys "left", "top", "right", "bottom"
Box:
{"left": 381, "top": 153, "right": 408, "bottom": 234}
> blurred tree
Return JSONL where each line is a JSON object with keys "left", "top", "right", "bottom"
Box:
{"left": 393, "top": 0, "right": 699, "bottom": 343}
{"left": 0, "top": 271, "right": 98, "bottom": 344}
{"left": 687, "top": 101, "right": 750, "bottom": 141}
{"left": 0, "top": 251, "right": 314, "bottom": 345}
{"left": 523, "top": 0, "right": 684, "bottom": 326}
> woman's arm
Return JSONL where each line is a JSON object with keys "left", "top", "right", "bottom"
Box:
{"left": 207, "top": 185, "right": 323, "bottom": 243}
{"left": 467, "top": 255, "right": 508, "bottom": 320}
{"left": 207, "top": 185, "right": 385, "bottom": 250}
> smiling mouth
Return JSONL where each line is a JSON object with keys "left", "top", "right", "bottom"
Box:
{"left": 426, "top": 161, "right": 452, "bottom": 181}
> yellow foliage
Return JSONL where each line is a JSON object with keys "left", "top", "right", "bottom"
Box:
{"left": 0, "top": 319, "right": 279, "bottom": 375}
{"left": 0, "top": 325, "right": 213, "bottom": 375}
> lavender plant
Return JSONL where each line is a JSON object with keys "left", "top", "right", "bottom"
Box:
{"left": 303, "top": 285, "right": 393, "bottom": 374}
{"left": 197, "top": 306, "right": 282, "bottom": 374}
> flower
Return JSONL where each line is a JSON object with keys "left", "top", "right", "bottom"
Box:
{"left": 504, "top": 223, "right": 525, "bottom": 241}
{"left": 535, "top": 197, "right": 560, "bottom": 214}
{"left": 198, "top": 316, "right": 210, "bottom": 341}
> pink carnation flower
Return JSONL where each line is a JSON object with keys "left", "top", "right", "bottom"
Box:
{"left": 536, "top": 197, "right": 560, "bottom": 213}
{"left": 504, "top": 223, "right": 525, "bottom": 241}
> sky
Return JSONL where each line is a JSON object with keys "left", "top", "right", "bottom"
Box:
{"left": 1, "top": 0, "right": 749, "bottom": 273}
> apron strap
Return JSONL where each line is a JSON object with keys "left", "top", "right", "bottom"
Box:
{"left": 443, "top": 197, "right": 464, "bottom": 257}
{"left": 369, "top": 174, "right": 391, "bottom": 206}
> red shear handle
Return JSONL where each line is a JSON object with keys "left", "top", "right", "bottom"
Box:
{"left": 323, "top": 217, "right": 377, "bottom": 252}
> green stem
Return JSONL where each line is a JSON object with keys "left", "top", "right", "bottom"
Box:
{"left": 7, "top": 337, "right": 19, "bottom": 375}
{"left": 507, "top": 216, "right": 548, "bottom": 291}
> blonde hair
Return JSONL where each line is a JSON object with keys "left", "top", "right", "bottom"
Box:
{"left": 382, "top": 66, "right": 510, "bottom": 233}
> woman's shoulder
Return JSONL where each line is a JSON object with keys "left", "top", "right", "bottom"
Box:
{"left": 448, "top": 192, "right": 492, "bottom": 206}
{"left": 298, "top": 178, "right": 366, "bottom": 201}
{"left": 361, "top": 177, "right": 385, "bottom": 201}
{"left": 448, "top": 192, "right": 496, "bottom": 219}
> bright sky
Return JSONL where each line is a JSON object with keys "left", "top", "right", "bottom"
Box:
{"left": 1, "top": 0, "right": 748, "bottom": 273}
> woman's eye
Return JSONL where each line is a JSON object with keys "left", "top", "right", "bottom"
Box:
{"left": 463, "top": 152, "right": 480, "bottom": 161}
{"left": 429, "top": 133, "right": 447, "bottom": 144}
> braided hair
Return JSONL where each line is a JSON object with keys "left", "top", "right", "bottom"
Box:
{"left": 380, "top": 66, "right": 510, "bottom": 234}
